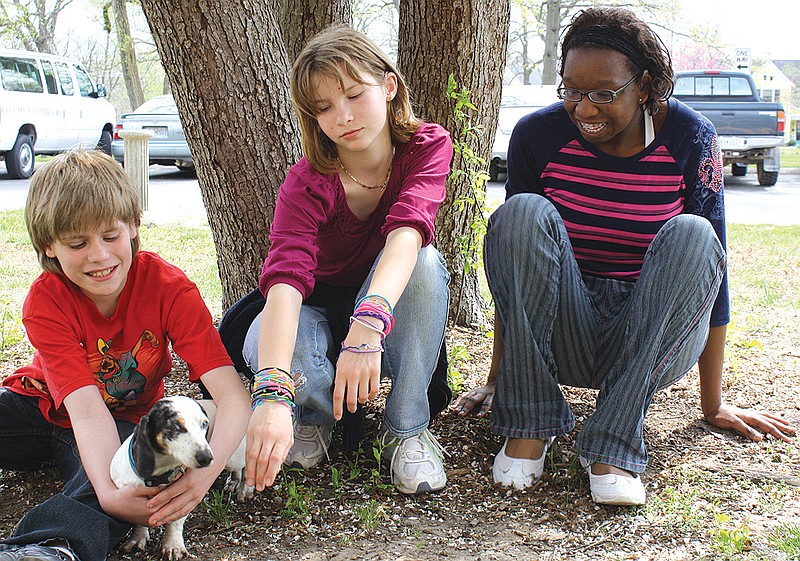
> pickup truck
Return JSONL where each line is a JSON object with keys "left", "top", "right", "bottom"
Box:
{"left": 672, "top": 70, "right": 787, "bottom": 186}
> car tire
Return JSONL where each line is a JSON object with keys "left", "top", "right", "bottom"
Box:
{"left": 5, "top": 134, "right": 35, "bottom": 179}
{"left": 731, "top": 162, "right": 747, "bottom": 176}
{"left": 489, "top": 161, "right": 499, "bottom": 182}
{"left": 97, "top": 130, "right": 113, "bottom": 156}
{"left": 756, "top": 162, "right": 778, "bottom": 186}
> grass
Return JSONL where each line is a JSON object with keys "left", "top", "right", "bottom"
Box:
{"left": 780, "top": 145, "right": 800, "bottom": 168}
{"left": 0, "top": 210, "right": 221, "bottom": 362}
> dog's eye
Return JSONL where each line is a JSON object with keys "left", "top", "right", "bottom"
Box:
{"left": 201, "top": 420, "right": 209, "bottom": 430}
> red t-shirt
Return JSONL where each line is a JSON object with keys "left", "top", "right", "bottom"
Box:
{"left": 3, "top": 251, "right": 233, "bottom": 428}
{"left": 259, "top": 121, "right": 453, "bottom": 299}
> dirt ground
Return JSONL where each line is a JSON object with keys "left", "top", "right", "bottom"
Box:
{"left": 1, "top": 316, "right": 798, "bottom": 561}
{"left": 2, "top": 262, "right": 799, "bottom": 561}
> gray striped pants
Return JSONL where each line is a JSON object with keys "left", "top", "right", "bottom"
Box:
{"left": 484, "top": 194, "right": 726, "bottom": 472}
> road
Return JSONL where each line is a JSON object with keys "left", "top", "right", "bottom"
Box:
{"left": 2, "top": 163, "right": 799, "bottom": 226}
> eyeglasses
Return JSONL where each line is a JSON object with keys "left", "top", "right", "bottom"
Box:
{"left": 557, "top": 71, "right": 643, "bottom": 104}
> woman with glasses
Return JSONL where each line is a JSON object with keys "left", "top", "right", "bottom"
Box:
{"left": 455, "top": 7, "right": 795, "bottom": 505}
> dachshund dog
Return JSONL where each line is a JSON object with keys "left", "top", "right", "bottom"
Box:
{"left": 110, "top": 396, "right": 252, "bottom": 560}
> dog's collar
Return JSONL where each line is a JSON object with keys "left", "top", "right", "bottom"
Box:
{"left": 128, "top": 436, "right": 185, "bottom": 487}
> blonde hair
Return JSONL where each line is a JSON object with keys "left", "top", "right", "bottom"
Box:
{"left": 290, "top": 25, "right": 420, "bottom": 174}
{"left": 25, "top": 150, "right": 142, "bottom": 274}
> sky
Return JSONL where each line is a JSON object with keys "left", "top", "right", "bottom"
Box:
{"left": 52, "top": 0, "right": 799, "bottom": 64}
{"left": 674, "top": 0, "right": 797, "bottom": 61}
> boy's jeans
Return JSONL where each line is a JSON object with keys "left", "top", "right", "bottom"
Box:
{"left": 0, "top": 387, "right": 134, "bottom": 561}
{"left": 484, "top": 194, "right": 726, "bottom": 473}
{"left": 244, "top": 245, "right": 450, "bottom": 438}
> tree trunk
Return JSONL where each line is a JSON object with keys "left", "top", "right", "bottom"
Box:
{"left": 139, "top": 0, "right": 302, "bottom": 310}
{"left": 541, "top": 0, "right": 561, "bottom": 84}
{"left": 281, "top": 0, "right": 352, "bottom": 62}
{"left": 112, "top": 0, "right": 145, "bottom": 110}
{"left": 398, "top": 0, "right": 510, "bottom": 327}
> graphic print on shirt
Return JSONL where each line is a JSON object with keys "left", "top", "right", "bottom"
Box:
{"left": 93, "top": 329, "right": 158, "bottom": 408}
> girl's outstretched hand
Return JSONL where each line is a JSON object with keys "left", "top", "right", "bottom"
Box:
{"left": 453, "top": 383, "right": 495, "bottom": 418}
{"left": 245, "top": 401, "right": 294, "bottom": 491}
{"left": 705, "top": 402, "right": 796, "bottom": 443}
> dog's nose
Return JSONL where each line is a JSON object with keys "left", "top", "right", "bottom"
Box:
{"left": 195, "top": 448, "right": 213, "bottom": 468}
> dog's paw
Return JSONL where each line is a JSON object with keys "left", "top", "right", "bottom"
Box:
{"left": 120, "top": 525, "right": 150, "bottom": 552}
{"left": 224, "top": 469, "right": 254, "bottom": 502}
{"left": 162, "top": 543, "right": 191, "bottom": 561}
{"left": 162, "top": 534, "right": 189, "bottom": 560}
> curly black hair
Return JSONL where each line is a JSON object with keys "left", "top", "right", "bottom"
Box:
{"left": 559, "top": 8, "right": 674, "bottom": 115}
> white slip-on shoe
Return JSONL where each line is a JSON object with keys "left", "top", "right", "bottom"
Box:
{"left": 580, "top": 456, "right": 646, "bottom": 505}
{"left": 492, "top": 436, "right": 555, "bottom": 489}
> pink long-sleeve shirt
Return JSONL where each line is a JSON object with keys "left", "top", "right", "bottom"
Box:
{"left": 259, "top": 121, "right": 453, "bottom": 299}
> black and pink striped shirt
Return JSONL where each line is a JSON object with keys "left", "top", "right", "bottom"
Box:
{"left": 506, "top": 98, "right": 729, "bottom": 326}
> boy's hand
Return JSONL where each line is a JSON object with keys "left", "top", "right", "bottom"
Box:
{"left": 145, "top": 468, "right": 220, "bottom": 527}
{"left": 98, "top": 484, "right": 160, "bottom": 527}
{"left": 245, "top": 401, "right": 293, "bottom": 491}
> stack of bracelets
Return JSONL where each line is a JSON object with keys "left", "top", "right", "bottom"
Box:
{"left": 251, "top": 366, "right": 295, "bottom": 414}
{"left": 341, "top": 294, "right": 395, "bottom": 355}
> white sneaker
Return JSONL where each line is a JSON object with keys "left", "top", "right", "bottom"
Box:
{"left": 580, "top": 456, "right": 646, "bottom": 505}
{"left": 493, "top": 436, "right": 555, "bottom": 489}
{"left": 382, "top": 429, "right": 447, "bottom": 494}
{"left": 284, "top": 424, "right": 332, "bottom": 469}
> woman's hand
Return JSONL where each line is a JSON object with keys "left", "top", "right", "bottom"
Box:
{"left": 453, "top": 384, "right": 495, "bottom": 418}
{"left": 245, "top": 401, "right": 294, "bottom": 491}
{"left": 705, "top": 402, "right": 796, "bottom": 443}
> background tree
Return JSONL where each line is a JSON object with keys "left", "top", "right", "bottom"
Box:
{"left": 109, "top": 0, "right": 144, "bottom": 109}
{"left": 398, "top": 0, "right": 510, "bottom": 326}
{"left": 0, "top": 0, "right": 74, "bottom": 52}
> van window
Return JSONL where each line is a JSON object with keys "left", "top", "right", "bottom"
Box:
{"left": 0, "top": 56, "right": 44, "bottom": 93}
{"left": 54, "top": 62, "right": 75, "bottom": 95}
{"left": 41, "top": 60, "right": 59, "bottom": 94}
{"left": 73, "top": 64, "right": 94, "bottom": 97}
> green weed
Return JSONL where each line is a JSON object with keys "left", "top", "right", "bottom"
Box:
{"left": 201, "top": 489, "right": 234, "bottom": 528}
{"left": 447, "top": 343, "right": 471, "bottom": 394}
{"left": 277, "top": 471, "right": 312, "bottom": 520}
{"left": 768, "top": 524, "right": 800, "bottom": 559}
{"left": 354, "top": 498, "right": 384, "bottom": 530}
{"left": 710, "top": 513, "right": 751, "bottom": 556}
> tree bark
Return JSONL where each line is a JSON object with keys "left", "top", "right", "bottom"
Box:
{"left": 398, "top": 0, "right": 510, "bottom": 327}
{"left": 139, "top": 0, "right": 302, "bottom": 310}
{"left": 281, "top": 0, "right": 352, "bottom": 62}
{"left": 112, "top": 0, "right": 145, "bottom": 110}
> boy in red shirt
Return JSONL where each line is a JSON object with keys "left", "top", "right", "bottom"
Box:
{"left": 0, "top": 151, "right": 251, "bottom": 561}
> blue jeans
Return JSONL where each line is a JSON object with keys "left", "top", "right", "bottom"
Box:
{"left": 0, "top": 387, "right": 135, "bottom": 561}
{"left": 243, "top": 245, "right": 450, "bottom": 437}
{"left": 484, "top": 194, "right": 726, "bottom": 473}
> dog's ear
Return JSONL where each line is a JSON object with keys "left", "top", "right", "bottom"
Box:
{"left": 131, "top": 408, "right": 157, "bottom": 479}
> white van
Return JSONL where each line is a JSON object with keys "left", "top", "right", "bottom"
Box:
{"left": 0, "top": 49, "right": 116, "bottom": 178}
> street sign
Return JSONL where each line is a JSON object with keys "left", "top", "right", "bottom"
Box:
{"left": 735, "top": 48, "right": 751, "bottom": 72}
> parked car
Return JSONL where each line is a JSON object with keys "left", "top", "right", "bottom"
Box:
{"left": 0, "top": 48, "right": 116, "bottom": 179}
{"left": 490, "top": 85, "right": 559, "bottom": 181}
{"left": 111, "top": 95, "right": 193, "bottom": 170}
{"left": 673, "top": 70, "right": 787, "bottom": 186}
